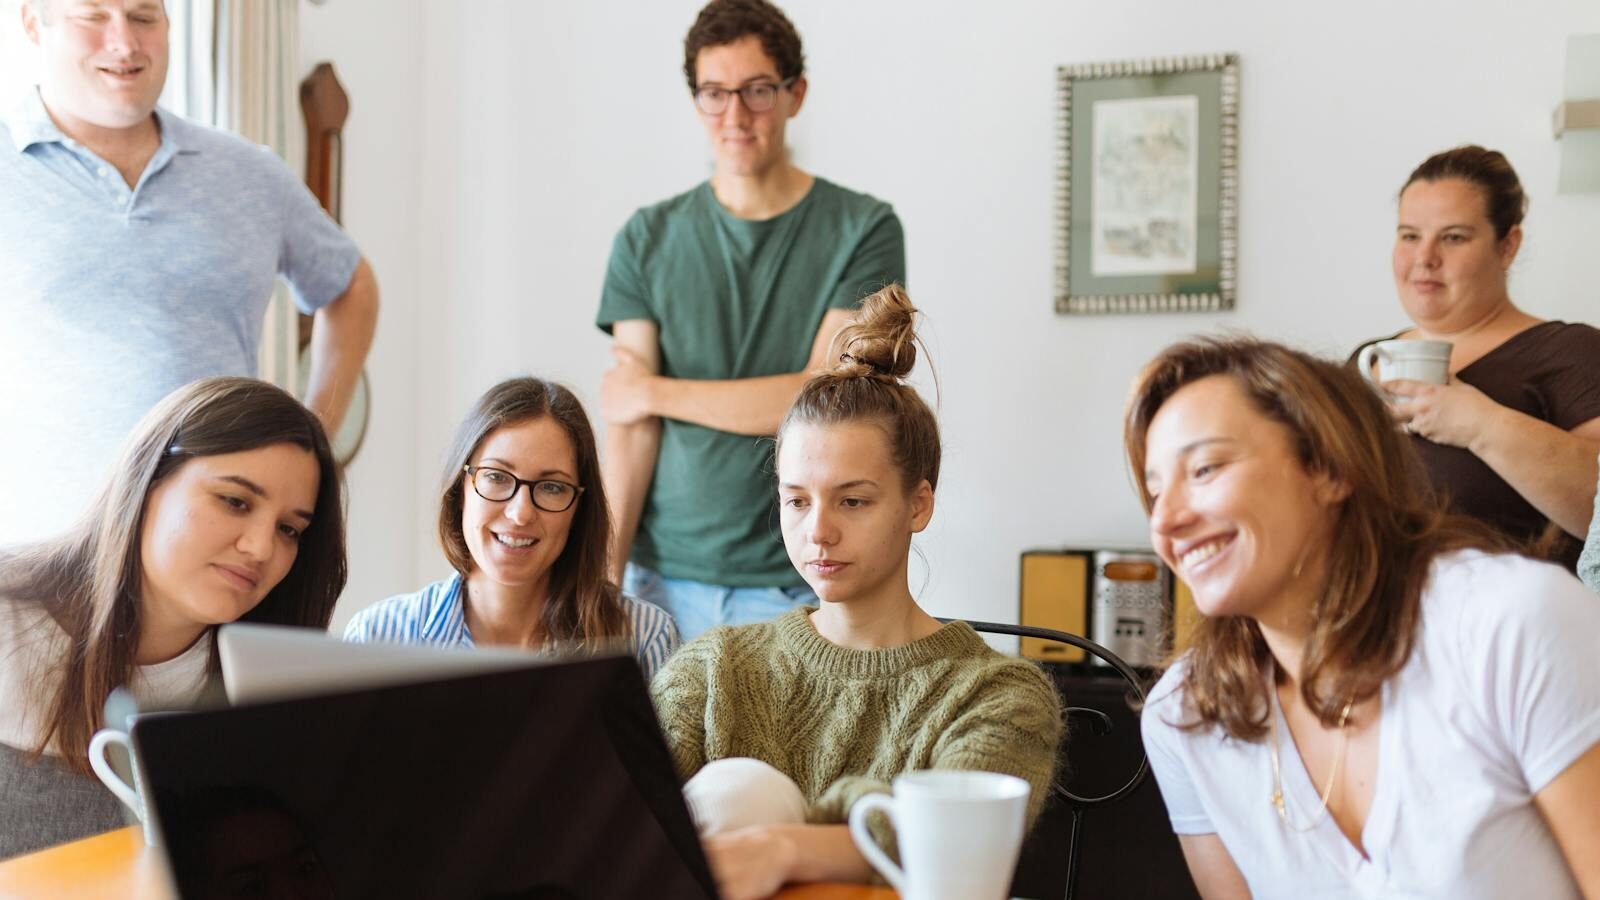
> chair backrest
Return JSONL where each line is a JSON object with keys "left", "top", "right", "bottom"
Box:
{"left": 943, "top": 619, "right": 1200, "bottom": 900}
{"left": 939, "top": 618, "right": 1148, "bottom": 807}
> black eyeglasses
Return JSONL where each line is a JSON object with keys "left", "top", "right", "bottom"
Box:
{"left": 692, "top": 77, "right": 795, "bottom": 116}
{"left": 463, "top": 465, "right": 584, "bottom": 513}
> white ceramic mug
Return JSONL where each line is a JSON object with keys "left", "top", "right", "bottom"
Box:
{"left": 1357, "top": 339, "right": 1453, "bottom": 386}
{"left": 847, "top": 770, "right": 1030, "bottom": 900}
{"left": 88, "top": 726, "right": 161, "bottom": 847}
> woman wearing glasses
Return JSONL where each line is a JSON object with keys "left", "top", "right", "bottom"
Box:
{"left": 344, "top": 377, "right": 677, "bottom": 679}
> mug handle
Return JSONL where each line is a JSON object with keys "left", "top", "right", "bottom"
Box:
{"left": 88, "top": 729, "right": 141, "bottom": 816}
{"left": 847, "top": 793, "right": 905, "bottom": 892}
{"left": 1356, "top": 343, "right": 1386, "bottom": 385}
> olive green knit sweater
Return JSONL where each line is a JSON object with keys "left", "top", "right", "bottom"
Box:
{"left": 650, "top": 608, "right": 1064, "bottom": 830}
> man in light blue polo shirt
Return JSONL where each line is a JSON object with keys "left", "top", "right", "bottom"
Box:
{"left": 0, "top": 0, "right": 380, "bottom": 545}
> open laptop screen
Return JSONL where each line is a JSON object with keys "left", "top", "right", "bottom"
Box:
{"left": 134, "top": 656, "right": 716, "bottom": 900}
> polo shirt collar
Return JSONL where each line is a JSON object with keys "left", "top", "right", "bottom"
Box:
{"left": 151, "top": 104, "right": 200, "bottom": 153}
{"left": 5, "top": 88, "right": 64, "bottom": 152}
{"left": 5, "top": 86, "right": 196, "bottom": 159}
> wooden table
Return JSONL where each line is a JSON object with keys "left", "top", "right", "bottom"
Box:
{"left": 0, "top": 827, "right": 896, "bottom": 899}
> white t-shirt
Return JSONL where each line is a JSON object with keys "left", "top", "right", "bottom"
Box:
{"left": 0, "top": 596, "right": 213, "bottom": 752}
{"left": 1142, "top": 551, "right": 1600, "bottom": 900}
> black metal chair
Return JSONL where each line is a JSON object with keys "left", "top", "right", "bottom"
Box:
{"left": 939, "top": 618, "right": 1150, "bottom": 900}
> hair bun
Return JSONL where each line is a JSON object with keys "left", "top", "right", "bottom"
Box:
{"left": 832, "top": 284, "right": 918, "bottom": 380}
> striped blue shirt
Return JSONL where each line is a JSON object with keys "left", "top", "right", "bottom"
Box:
{"left": 343, "top": 574, "right": 679, "bottom": 681}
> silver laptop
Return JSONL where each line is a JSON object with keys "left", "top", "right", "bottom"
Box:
{"left": 218, "top": 622, "right": 553, "bottom": 705}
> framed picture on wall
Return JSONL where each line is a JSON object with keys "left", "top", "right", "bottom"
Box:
{"left": 1055, "top": 53, "right": 1239, "bottom": 314}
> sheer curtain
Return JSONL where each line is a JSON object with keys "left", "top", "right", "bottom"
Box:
{"left": 0, "top": 0, "right": 36, "bottom": 106}
{"left": 167, "top": 0, "right": 305, "bottom": 392}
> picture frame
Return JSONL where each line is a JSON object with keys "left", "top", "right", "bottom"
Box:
{"left": 1055, "top": 53, "right": 1239, "bottom": 314}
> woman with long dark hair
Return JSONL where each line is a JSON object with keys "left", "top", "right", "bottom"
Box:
{"left": 0, "top": 377, "right": 346, "bottom": 859}
{"left": 344, "top": 377, "right": 676, "bottom": 679}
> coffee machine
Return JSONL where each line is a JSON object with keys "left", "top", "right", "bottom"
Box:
{"left": 1088, "top": 551, "right": 1169, "bottom": 669}
{"left": 1018, "top": 547, "right": 1185, "bottom": 669}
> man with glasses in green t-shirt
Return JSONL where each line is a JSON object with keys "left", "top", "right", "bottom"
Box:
{"left": 596, "top": 0, "right": 906, "bottom": 641}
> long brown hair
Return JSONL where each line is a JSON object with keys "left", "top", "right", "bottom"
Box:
{"left": 0, "top": 377, "right": 346, "bottom": 773}
{"left": 1124, "top": 337, "right": 1510, "bottom": 740}
{"left": 436, "top": 377, "right": 629, "bottom": 648}
{"left": 777, "top": 284, "right": 940, "bottom": 496}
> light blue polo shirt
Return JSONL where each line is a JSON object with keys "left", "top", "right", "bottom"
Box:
{"left": 0, "top": 89, "right": 361, "bottom": 546}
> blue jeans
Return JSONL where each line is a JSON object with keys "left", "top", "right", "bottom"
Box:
{"left": 624, "top": 563, "right": 818, "bottom": 643}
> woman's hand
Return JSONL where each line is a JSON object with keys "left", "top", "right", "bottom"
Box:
{"left": 1383, "top": 378, "right": 1503, "bottom": 449}
{"left": 703, "top": 824, "right": 800, "bottom": 900}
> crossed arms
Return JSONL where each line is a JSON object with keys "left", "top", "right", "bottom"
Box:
{"left": 598, "top": 307, "right": 855, "bottom": 582}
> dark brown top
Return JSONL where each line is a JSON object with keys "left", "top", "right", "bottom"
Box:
{"left": 1353, "top": 321, "right": 1600, "bottom": 567}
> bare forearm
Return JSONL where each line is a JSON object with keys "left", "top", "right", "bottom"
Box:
{"left": 1469, "top": 409, "right": 1600, "bottom": 537}
{"left": 772, "top": 824, "right": 875, "bottom": 885}
{"left": 602, "top": 419, "right": 661, "bottom": 583}
{"left": 644, "top": 371, "right": 812, "bottom": 436}
{"left": 304, "top": 260, "right": 379, "bottom": 436}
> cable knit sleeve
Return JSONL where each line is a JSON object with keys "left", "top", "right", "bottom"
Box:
{"left": 649, "top": 632, "right": 715, "bottom": 782}
{"left": 927, "top": 660, "right": 1064, "bottom": 826}
{"left": 808, "top": 656, "right": 1064, "bottom": 856}
{"left": 809, "top": 774, "right": 893, "bottom": 826}
{"left": 809, "top": 774, "right": 898, "bottom": 867}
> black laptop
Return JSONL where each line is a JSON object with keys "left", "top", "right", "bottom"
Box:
{"left": 132, "top": 654, "right": 717, "bottom": 900}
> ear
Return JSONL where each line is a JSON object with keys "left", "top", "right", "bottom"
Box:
{"left": 21, "top": 1, "right": 43, "bottom": 45}
{"left": 785, "top": 75, "right": 807, "bottom": 117}
{"left": 1498, "top": 223, "right": 1523, "bottom": 271}
{"left": 908, "top": 478, "right": 934, "bottom": 534}
{"left": 1312, "top": 470, "right": 1352, "bottom": 507}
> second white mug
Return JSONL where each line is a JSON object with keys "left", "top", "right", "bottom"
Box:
{"left": 1357, "top": 338, "right": 1453, "bottom": 386}
{"left": 847, "top": 770, "right": 1030, "bottom": 900}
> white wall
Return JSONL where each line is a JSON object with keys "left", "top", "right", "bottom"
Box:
{"left": 12, "top": 2, "right": 1593, "bottom": 629}
{"left": 0, "top": 1, "right": 28, "bottom": 108}
{"left": 342, "top": 0, "right": 1596, "bottom": 628}
{"left": 296, "top": 0, "right": 428, "bottom": 629}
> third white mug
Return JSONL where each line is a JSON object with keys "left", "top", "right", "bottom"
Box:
{"left": 847, "top": 770, "right": 1030, "bottom": 900}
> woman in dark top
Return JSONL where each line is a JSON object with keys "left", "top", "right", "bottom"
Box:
{"left": 1356, "top": 146, "right": 1600, "bottom": 567}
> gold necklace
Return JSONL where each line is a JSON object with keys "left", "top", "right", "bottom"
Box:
{"left": 1268, "top": 694, "right": 1354, "bottom": 832}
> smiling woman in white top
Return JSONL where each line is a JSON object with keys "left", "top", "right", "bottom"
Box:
{"left": 1125, "top": 337, "right": 1600, "bottom": 899}
{"left": 344, "top": 377, "right": 676, "bottom": 680}
{"left": 0, "top": 377, "right": 347, "bottom": 860}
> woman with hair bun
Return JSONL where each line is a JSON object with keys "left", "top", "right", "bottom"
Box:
{"left": 650, "top": 285, "right": 1062, "bottom": 900}
{"left": 1355, "top": 145, "right": 1600, "bottom": 567}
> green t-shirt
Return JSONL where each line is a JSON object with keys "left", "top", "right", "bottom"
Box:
{"left": 597, "top": 178, "right": 906, "bottom": 586}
